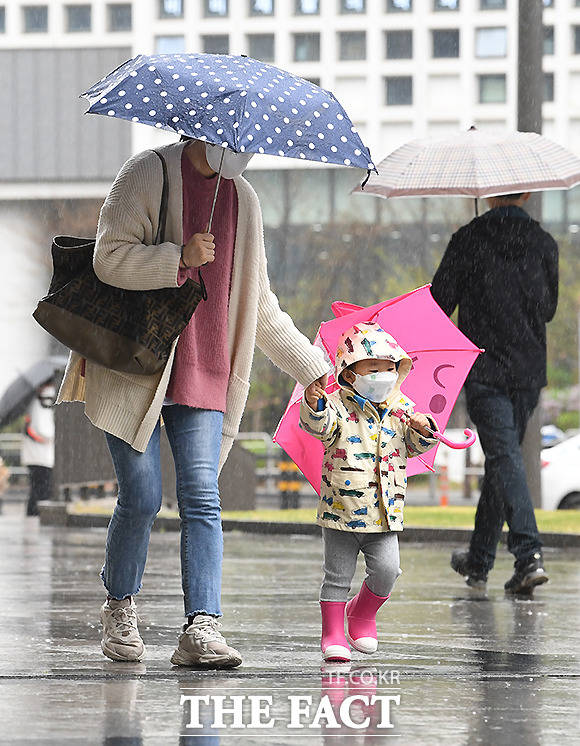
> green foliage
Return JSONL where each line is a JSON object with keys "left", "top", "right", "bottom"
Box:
{"left": 556, "top": 410, "right": 580, "bottom": 431}
{"left": 242, "top": 214, "right": 580, "bottom": 435}
{"left": 0, "top": 415, "right": 25, "bottom": 435}
{"left": 546, "top": 233, "right": 580, "bottom": 389}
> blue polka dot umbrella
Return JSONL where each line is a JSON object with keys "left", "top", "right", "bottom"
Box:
{"left": 82, "top": 53, "right": 375, "bottom": 172}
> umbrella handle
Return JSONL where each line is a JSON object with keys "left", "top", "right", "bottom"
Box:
{"left": 433, "top": 428, "right": 476, "bottom": 450}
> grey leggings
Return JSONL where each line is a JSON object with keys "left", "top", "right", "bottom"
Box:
{"left": 320, "top": 528, "right": 402, "bottom": 602}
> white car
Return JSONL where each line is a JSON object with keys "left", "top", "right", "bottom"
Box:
{"left": 541, "top": 433, "right": 580, "bottom": 510}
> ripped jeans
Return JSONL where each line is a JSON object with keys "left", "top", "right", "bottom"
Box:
{"left": 101, "top": 405, "right": 224, "bottom": 617}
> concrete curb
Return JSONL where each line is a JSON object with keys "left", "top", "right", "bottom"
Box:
{"left": 37, "top": 502, "right": 580, "bottom": 549}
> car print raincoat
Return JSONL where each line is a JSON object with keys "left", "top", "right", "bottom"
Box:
{"left": 299, "top": 322, "right": 438, "bottom": 533}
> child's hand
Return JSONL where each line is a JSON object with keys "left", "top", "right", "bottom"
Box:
{"left": 409, "top": 412, "right": 433, "bottom": 437}
{"left": 305, "top": 374, "right": 328, "bottom": 410}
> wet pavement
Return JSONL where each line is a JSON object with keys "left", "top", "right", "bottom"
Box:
{"left": 0, "top": 503, "right": 579, "bottom": 745}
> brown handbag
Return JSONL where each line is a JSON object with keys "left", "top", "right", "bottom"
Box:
{"left": 33, "top": 150, "right": 207, "bottom": 375}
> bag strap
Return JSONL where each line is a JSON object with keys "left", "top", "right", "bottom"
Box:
{"left": 151, "top": 148, "right": 206, "bottom": 300}
{"left": 152, "top": 149, "right": 169, "bottom": 244}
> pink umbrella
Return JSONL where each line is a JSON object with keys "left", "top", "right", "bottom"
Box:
{"left": 273, "top": 285, "right": 483, "bottom": 495}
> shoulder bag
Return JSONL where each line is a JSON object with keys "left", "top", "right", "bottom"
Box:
{"left": 33, "top": 150, "right": 207, "bottom": 375}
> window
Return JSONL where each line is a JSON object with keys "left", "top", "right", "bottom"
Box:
{"left": 248, "top": 33, "right": 275, "bottom": 61}
{"left": 155, "top": 35, "right": 186, "bottom": 53}
{"left": 475, "top": 27, "right": 507, "bottom": 57}
{"left": 339, "top": 31, "right": 366, "bottom": 60}
{"left": 434, "top": 0, "right": 459, "bottom": 9}
{"left": 160, "top": 0, "right": 183, "bottom": 17}
{"left": 543, "top": 26, "right": 554, "bottom": 55}
{"left": 204, "top": 0, "right": 228, "bottom": 15}
{"left": 0, "top": 7, "right": 5, "bottom": 33}
{"left": 544, "top": 72, "right": 554, "bottom": 102}
{"left": 250, "top": 0, "right": 274, "bottom": 13}
{"left": 385, "top": 76, "right": 413, "bottom": 105}
{"left": 341, "top": 0, "right": 366, "bottom": 12}
{"left": 574, "top": 26, "right": 580, "bottom": 55}
{"left": 107, "top": 4, "right": 131, "bottom": 31}
{"left": 23, "top": 5, "right": 48, "bottom": 32}
{"left": 65, "top": 4, "right": 91, "bottom": 31}
{"left": 543, "top": 0, "right": 553, "bottom": 6}
{"left": 480, "top": 0, "right": 505, "bottom": 7}
{"left": 202, "top": 35, "right": 229, "bottom": 54}
{"left": 294, "top": 33, "right": 320, "bottom": 61}
{"left": 386, "top": 29, "right": 412, "bottom": 58}
{"left": 479, "top": 74, "right": 506, "bottom": 103}
{"left": 432, "top": 29, "right": 459, "bottom": 57}
{"left": 387, "top": 0, "right": 411, "bottom": 10}
{"left": 296, "top": 0, "right": 319, "bottom": 13}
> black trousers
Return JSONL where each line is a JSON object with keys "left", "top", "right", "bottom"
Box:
{"left": 27, "top": 465, "right": 53, "bottom": 516}
{"left": 465, "top": 382, "right": 541, "bottom": 571}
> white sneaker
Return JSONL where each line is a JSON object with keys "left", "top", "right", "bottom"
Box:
{"left": 100, "top": 597, "right": 145, "bottom": 662}
{"left": 170, "top": 614, "right": 242, "bottom": 668}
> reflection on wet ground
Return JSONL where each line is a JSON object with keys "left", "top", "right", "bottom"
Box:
{"left": 0, "top": 504, "right": 578, "bottom": 745}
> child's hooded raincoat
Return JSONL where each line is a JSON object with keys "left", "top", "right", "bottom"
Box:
{"left": 299, "top": 322, "right": 438, "bottom": 533}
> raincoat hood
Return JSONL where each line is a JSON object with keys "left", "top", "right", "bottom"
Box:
{"left": 335, "top": 322, "right": 412, "bottom": 404}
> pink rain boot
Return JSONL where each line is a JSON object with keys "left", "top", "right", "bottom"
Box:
{"left": 320, "top": 601, "right": 351, "bottom": 662}
{"left": 346, "top": 582, "right": 389, "bottom": 654}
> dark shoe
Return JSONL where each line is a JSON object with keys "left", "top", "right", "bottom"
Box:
{"left": 504, "top": 551, "right": 549, "bottom": 594}
{"left": 451, "top": 548, "right": 488, "bottom": 590}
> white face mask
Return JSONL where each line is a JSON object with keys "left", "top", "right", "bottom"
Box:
{"left": 38, "top": 385, "right": 55, "bottom": 408}
{"left": 352, "top": 370, "right": 398, "bottom": 403}
{"left": 205, "top": 143, "right": 254, "bottom": 179}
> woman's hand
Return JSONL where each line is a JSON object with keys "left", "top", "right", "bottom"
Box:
{"left": 181, "top": 233, "right": 215, "bottom": 268}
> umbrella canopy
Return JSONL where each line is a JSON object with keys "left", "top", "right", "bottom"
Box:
{"left": 0, "top": 356, "right": 67, "bottom": 428}
{"left": 82, "top": 53, "right": 374, "bottom": 171}
{"left": 273, "top": 286, "right": 482, "bottom": 494}
{"left": 353, "top": 129, "right": 580, "bottom": 199}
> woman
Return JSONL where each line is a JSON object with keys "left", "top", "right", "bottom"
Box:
{"left": 57, "top": 138, "right": 329, "bottom": 668}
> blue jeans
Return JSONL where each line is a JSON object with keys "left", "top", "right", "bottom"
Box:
{"left": 466, "top": 382, "right": 542, "bottom": 572}
{"left": 101, "top": 405, "right": 224, "bottom": 617}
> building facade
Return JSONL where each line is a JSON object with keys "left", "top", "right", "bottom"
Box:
{"left": 0, "top": 0, "right": 578, "bottom": 199}
{"left": 1, "top": 0, "right": 577, "bottom": 429}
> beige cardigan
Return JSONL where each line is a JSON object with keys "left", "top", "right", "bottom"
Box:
{"left": 57, "top": 141, "right": 330, "bottom": 472}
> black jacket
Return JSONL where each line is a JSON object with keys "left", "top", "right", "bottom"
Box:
{"left": 431, "top": 206, "right": 558, "bottom": 391}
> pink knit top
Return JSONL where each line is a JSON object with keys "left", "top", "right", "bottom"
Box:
{"left": 165, "top": 151, "right": 238, "bottom": 412}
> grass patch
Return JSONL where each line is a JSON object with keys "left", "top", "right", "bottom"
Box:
{"left": 221, "top": 506, "right": 580, "bottom": 534}
{"left": 68, "top": 501, "right": 580, "bottom": 533}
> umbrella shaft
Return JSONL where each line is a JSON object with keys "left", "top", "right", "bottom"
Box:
{"left": 207, "top": 148, "right": 225, "bottom": 233}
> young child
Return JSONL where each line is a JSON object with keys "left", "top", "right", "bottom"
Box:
{"left": 299, "top": 322, "right": 438, "bottom": 662}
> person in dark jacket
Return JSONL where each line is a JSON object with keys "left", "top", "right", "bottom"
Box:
{"left": 431, "top": 192, "right": 558, "bottom": 594}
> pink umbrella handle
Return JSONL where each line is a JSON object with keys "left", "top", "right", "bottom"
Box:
{"left": 433, "top": 428, "right": 476, "bottom": 450}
